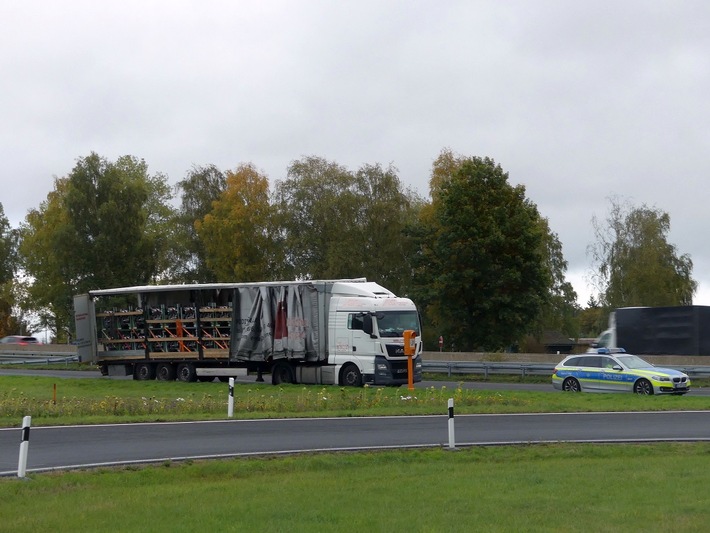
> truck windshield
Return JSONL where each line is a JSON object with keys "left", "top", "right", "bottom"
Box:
{"left": 376, "top": 311, "right": 420, "bottom": 338}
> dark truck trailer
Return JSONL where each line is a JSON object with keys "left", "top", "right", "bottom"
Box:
{"left": 594, "top": 305, "right": 710, "bottom": 356}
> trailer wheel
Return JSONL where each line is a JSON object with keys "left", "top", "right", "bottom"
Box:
{"left": 272, "top": 361, "right": 295, "bottom": 385}
{"left": 340, "top": 363, "right": 363, "bottom": 387}
{"left": 176, "top": 363, "right": 197, "bottom": 382}
{"left": 134, "top": 363, "right": 155, "bottom": 381}
{"left": 156, "top": 363, "right": 176, "bottom": 381}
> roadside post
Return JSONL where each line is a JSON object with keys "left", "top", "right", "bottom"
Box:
{"left": 447, "top": 399, "right": 456, "bottom": 449}
{"left": 18, "top": 415, "right": 31, "bottom": 478}
{"left": 403, "top": 329, "right": 416, "bottom": 391}
{"left": 438, "top": 336, "right": 443, "bottom": 352}
{"left": 228, "top": 378, "right": 235, "bottom": 418}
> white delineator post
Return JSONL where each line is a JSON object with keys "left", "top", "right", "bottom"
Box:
{"left": 228, "top": 378, "right": 235, "bottom": 418}
{"left": 18, "top": 415, "right": 31, "bottom": 478}
{"left": 447, "top": 398, "right": 456, "bottom": 449}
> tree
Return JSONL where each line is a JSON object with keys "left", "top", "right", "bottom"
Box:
{"left": 273, "top": 157, "right": 422, "bottom": 290}
{"left": 588, "top": 197, "right": 696, "bottom": 309}
{"left": 195, "top": 164, "right": 277, "bottom": 281}
{"left": 0, "top": 203, "right": 25, "bottom": 336}
{"left": 411, "top": 153, "right": 550, "bottom": 351}
{"left": 350, "top": 163, "right": 423, "bottom": 294}
{"left": 274, "top": 156, "right": 357, "bottom": 279}
{"left": 531, "top": 217, "right": 579, "bottom": 339}
{"left": 174, "top": 165, "right": 227, "bottom": 282}
{"left": 0, "top": 203, "right": 16, "bottom": 285}
{"left": 18, "top": 153, "right": 176, "bottom": 339}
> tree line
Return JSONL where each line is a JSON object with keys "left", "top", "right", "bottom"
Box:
{"left": 0, "top": 149, "right": 697, "bottom": 351}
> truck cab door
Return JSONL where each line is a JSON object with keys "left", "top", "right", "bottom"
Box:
{"left": 350, "top": 313, "right": 377, "bottom": 358}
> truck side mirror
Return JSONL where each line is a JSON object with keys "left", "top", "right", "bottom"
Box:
{"left": 362, "top": 315, "right": 373, "bottom": 335}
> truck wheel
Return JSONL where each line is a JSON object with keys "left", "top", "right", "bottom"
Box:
{"left": 134, "top": 363, "right": 155, "bottom": 381}
{"left": 176, "top": 363, "right": 197, "bottom": 382}
{"left": 156, "top": 363, "right": 176, "bottom": 381}
{"left": 341, "top": 363, "right": 363, "bottom": 387}
{"left": 272, "top": 361, "right": 295, "bottom": 385}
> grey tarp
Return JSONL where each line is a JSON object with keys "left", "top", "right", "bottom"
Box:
{"left": 230, "top": 284, "right": 321, "bottom": 361}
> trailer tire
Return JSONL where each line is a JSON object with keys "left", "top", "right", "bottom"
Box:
{"left": 176, "top": 363, "right": 197, "bottom": 382}
{"left": 272, "top": 361, "right": 295, "bottom": 385}
{"left": 340, "top": 363, "right": 363, "bottom": 387}
{"left": 134, "top": 363, "right": 155, "bottom": 381}
{"left": 156, "top": 363, "right": 176, "bottom": 381}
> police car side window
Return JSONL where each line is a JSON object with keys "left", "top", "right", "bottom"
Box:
{"left": 565, "top": 357, "right": 582, "bottom": 367}
{"left": 602, "top": 357, "right": 615, "bottom": 369}
{"left": 582, "top": 356, "right": 601, "bottom": 368}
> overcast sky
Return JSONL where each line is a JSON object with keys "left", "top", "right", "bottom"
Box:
{"left": 2, "top": 1, "right": 709, "bottom": 306}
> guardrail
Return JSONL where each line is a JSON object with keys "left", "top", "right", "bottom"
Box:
{"left": 0, "top": 351, "right": 79, "bottom": 365}
{"left": 3, "top": 352, "right": 710, "bottom": 379}
{"left": 421, "top": 361, "right": 710, "bottom": 380}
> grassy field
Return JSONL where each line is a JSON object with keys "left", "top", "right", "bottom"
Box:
{"left": 2, "top": 443, "right": 710, "bottom": 532}
{"left": 1, "top": 374, "right": 709, "bottom": 427}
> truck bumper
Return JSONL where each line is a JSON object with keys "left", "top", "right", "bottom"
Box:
{"left": 367, "top": 355, "right": 422, "bottom": 386}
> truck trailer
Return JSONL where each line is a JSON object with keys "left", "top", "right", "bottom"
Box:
{"left": 591, "top": 305, "right": 710, "bottom": 356}
{"left": 73, "top": 278, "right": 423, "bottom": 386}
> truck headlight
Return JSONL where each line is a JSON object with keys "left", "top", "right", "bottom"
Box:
{"left": 377, "top": 364, "right": 388, "bottom": 370}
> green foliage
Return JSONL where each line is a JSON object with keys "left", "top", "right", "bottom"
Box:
{"left": 274, "top": 156, "right": 359, "bottom": 279}
{"left": 412, "top": 153, "right": 550, "bottom": 351}
{"left": 274, "top": 157, "right": 421, "bottom": 289}
{"left": 18, "top": 153, "right": 176, "bottom": 338}
{"left": 174, "top": 165, "right": 226, "bottom": 282}
{"left": 531, "top": 217, "right": 580, "bottom": 339}
{"left": 589, "top": 197, "right": 697, "bottom": 309}
{"left": 0, "top": 203, "right": 16, "bottom": 285}
{"left": 0, "top": 204, "right": 24, "bottom": 336}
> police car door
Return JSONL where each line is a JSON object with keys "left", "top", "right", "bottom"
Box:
{"left": 599, "top": 356, "right": 625, "bottom": 392}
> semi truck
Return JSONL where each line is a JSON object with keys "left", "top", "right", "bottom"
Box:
{"left": 591, "top": 305, "right": 710, "bottom": 356}
{"left": 73, "top": 278, "right": 423, "bottom": 386}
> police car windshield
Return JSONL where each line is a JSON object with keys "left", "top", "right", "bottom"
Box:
{"left": 616, "top": 355, "right": 654, "bottom": 370}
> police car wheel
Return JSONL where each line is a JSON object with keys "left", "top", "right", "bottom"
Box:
{"left": 634, "top": 378, "right": 654, "bottom": 395}
{"left": 562, "top": 377, "right": 580, "bottom": 392}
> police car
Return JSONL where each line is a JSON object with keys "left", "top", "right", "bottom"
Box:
{"left": 552, "top": 349, "right": 690, "bottom": 395}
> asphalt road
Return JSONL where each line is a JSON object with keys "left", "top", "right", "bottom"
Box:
{"left": 3, "top": 411, "right": 710, "bottom": 476}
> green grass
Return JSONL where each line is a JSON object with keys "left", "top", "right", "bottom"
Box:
{"left": 2, "top": 375, "right": 709, "bottom": 427}
{"left": 2, "top": 444, "right": 710, "bottom": 532}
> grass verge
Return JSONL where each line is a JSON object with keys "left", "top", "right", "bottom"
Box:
{"left": 2, "top": 443, "right": 710, "bottom": 532}
{"left": 1, "top": 374, "right": 709, "bottom": 427}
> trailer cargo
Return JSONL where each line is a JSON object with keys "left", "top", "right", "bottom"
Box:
{"left": 73, "top": 278, "right": 423, "bottom": 386}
